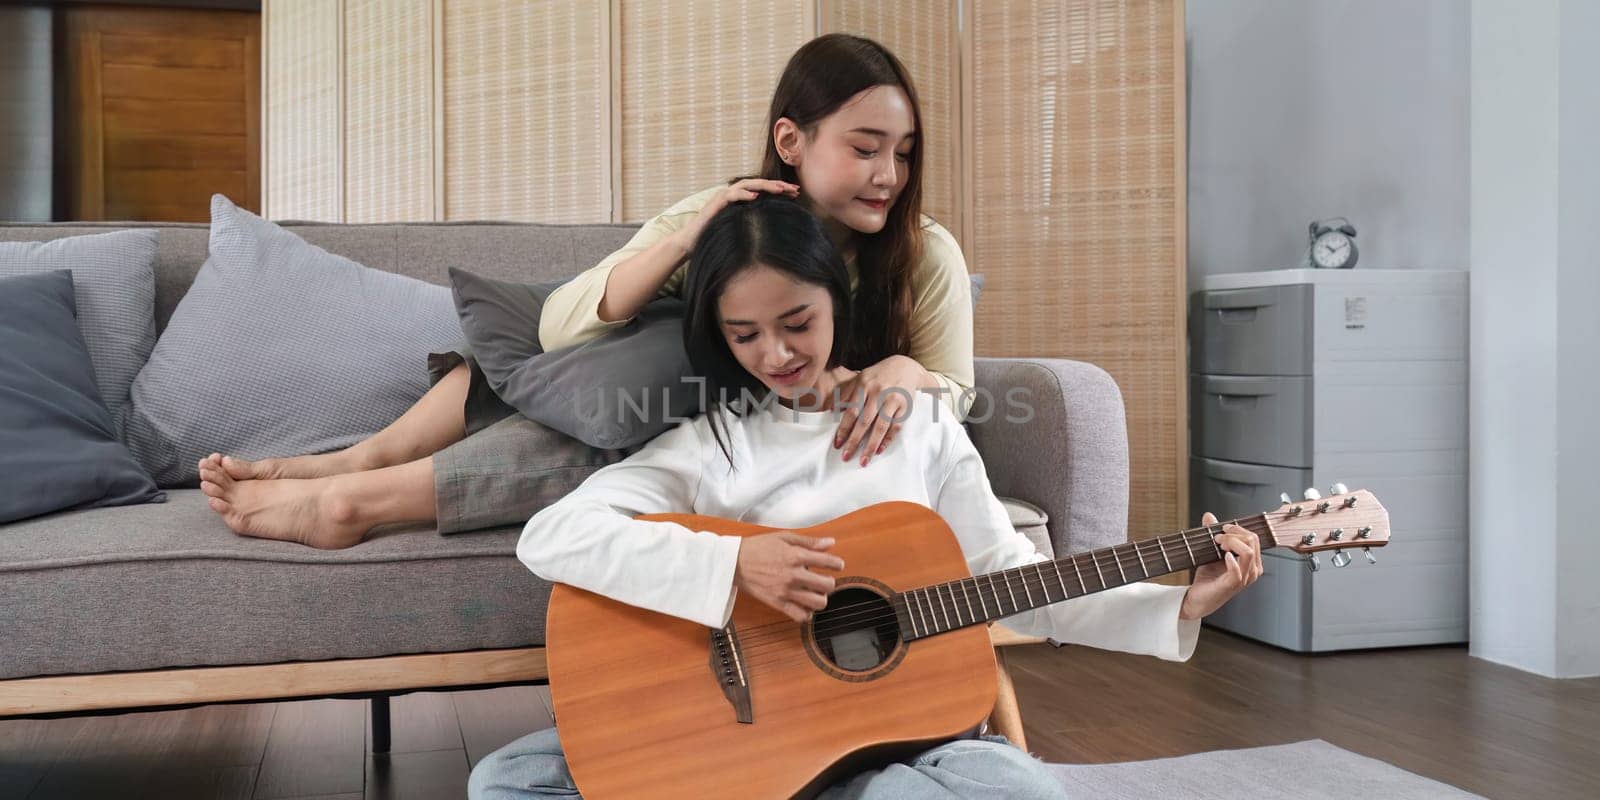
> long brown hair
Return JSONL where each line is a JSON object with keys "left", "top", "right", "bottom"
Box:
{"left": 746, "top": 33, "right": 923, "bottom": 369}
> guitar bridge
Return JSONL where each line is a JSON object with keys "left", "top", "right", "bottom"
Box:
{"left": 709, "top": 624, "right": 753, "bottom": 724}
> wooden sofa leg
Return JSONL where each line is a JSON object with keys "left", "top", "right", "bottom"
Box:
{"left": 371, "top": 694, "right": 392, "bottom": 754}
{"left": 987, "top": 648, "right": 1028, "bottom": 751}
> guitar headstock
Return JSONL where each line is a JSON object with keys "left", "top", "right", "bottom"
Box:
{"left": 1264, "top": 485, "right": 1390, "bottom": 569}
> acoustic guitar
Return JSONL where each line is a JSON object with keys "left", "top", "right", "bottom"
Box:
{"left": 547, "top": 486, "right": 1390, "bottom": 798}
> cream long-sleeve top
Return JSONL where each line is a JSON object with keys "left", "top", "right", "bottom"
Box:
{"left": 517, "top": 392, "right": 1201, "bottom": 662}
{"left": 537, "top": 185, "right": 977, "bottom": 419}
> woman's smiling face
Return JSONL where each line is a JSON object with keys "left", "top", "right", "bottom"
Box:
{"left": 717, "top": 264, "right": 836, "bottom": 403}
{"left": 780, "top": 84, "right": 916, "bottom": 236}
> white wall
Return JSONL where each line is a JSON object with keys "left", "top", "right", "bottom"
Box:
{"left": 1470, "top": 0, "right": 1599, "bottom": 679}
{"left": 1186, "top": 0, "right": 1470, "bottom": 284}
{"left": 1554, "top": 0, "right": 1600, "bottom": 678}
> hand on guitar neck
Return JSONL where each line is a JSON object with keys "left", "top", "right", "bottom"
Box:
{"left": 733, "top": 532, "right": 847, "bottom": 623}
{"left": 1179, "top": 512, "right": 1265, "bottom": 621}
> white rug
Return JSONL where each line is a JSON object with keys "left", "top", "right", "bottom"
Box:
{"left": 1049, "top": 739, "right": 1483, "bottom": 799}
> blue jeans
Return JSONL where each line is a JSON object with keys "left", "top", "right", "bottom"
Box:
{"left": 467, "top": 727, "right": 1067, "bottom": 799}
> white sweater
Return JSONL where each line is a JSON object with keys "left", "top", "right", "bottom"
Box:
{"left": 518, "top": 395, "right": 1200, "bottom": 662}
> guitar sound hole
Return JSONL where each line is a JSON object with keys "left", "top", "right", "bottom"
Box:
{"left": 812, "top": 587, "right": 901, "bottom": 672}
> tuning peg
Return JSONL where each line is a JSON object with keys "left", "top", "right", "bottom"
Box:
{"left": 1303, "top": 488, "right": 1322, "bottom": 501}
{"left": 1364, "top": 548, "right": 1377, "bottom": 565}
{"left": 1307, "top": 554, "right": 1321, "bottom": 572}
{"left": 1331, "top": 551, "right": 1352, "bottom": 568}
{"left": 1331, "top": 482, "right": 1349, "bottom": 495}
{"left": 1280, "top": 492, "right": 1293, "bottom": 505}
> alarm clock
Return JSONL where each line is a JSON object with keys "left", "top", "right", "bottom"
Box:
{"left": 1308, "top": 218, "right": 1358, "bottom": 269}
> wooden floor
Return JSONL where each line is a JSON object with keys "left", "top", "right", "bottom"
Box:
{"left": 2, "top": 628, "right": 1596, "bottom": 799}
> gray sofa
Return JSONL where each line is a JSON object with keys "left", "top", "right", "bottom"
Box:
{"left": 0, "top": 218, "right": 1129, "bottom": 746}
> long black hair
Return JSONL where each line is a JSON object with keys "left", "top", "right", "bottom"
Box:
{"left": 682, "top": 193, "right": 852, "bottom": 467}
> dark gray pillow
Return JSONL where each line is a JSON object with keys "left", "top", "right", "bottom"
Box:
{"left": 0, "top": 229, "right": 159, "bottom": 424}
{"left": 0, "top": 271, "right": 164, "bottom": 523}
{"left": 447, "top": 267, "right": 565, "bottom": 380}
{"left": 449, "top": 268, "right": 698, "bottom": 450}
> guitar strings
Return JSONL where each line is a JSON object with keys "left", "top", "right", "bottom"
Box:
{"left": 735, "top": 525, "right": 1240, "bottom": 647}
{"left": 733, "top": 525, "right": 1250, "bottom": 647}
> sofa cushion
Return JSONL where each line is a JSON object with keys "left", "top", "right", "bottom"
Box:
{"left": 999, "top": 495, "right": 1051, "bottom": 558}
{"left": 119, "top": 195, "right": 464, "bottom": 487}
{"left": 0, "top": 229, "right": 159, "bottom": 422}
{"left": 448, "top": 267, "right": 564, "bottom": 378}
{"left": 0, "top": 490, "right": 543, "bottom": 680}
{"left": 0, "top": 271, "right": 165, "bottom": 524}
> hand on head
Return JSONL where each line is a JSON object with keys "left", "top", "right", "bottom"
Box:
{"left": 672, "top": 179, "right": 800, "bottom": 255}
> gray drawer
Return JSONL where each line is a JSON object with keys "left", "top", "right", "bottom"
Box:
{"left": 1190, "top": 456, "right": 1311, "bottom": 524}
{"left": 1190, "top": 284, "right": 1313, "bottom": 376}
{"left": 1191, "top": 375, "right": 1312, "bottom": 467}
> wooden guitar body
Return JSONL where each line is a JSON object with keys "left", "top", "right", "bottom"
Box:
{"left": 546, "top": 501, "right": 996, "bottom": 799}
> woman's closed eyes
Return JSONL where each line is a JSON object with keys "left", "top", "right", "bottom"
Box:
{"left": 734, "top": 323, "right": 810, "bottom": 345}
{"left": 853, "top": 147, "right": 911, "bottom": 163}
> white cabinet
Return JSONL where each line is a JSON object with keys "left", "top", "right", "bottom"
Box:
{"left": 1189, "top": 269, "right": 1468, "bottom": 652}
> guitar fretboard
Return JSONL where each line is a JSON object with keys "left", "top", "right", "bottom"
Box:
{"left": 894, "top": 516, "right": 1273, "bottom": 640}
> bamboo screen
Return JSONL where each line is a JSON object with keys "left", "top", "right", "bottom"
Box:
{"left": 263, "top": 0, "right": 340, "bottom": 221}
{"left": 616, "top": 0, "right": 811, "bottom": 222}
{"left": 821, "top": 0, "right": 961, "bottom": 242}
{"left": 971, "top": 0, "right": 1187, "bottom": 541}
{"left": 344, "top": 0, "right": 433, "bottom": 222}
{"left": 443, "top": 0, "right": 608, "bottom": 223}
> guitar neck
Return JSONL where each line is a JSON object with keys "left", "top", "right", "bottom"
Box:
{"left": 895, "top": 516, "right": 1275, "bottom": 641}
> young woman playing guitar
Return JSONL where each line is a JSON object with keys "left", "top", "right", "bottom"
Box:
{"left": 467, "top": 195, "right": 1262, "bottom": 800}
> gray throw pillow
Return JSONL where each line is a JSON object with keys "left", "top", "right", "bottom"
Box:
{"left": 970, "top": 273, "right": 985, "bottom": 311}
{"left": 449, "top": 268, "right": 698, "bottom": 450}
{"left": 0, "top": 229, "right": 158, "bottom": 423}
{"left": 0, "top": 271, "right": 164, "bottom": 523}
{"left": 447, "top": 267, "right": 565, "bottom": 380}
{"left": 120, "top": 194, "right": 462, "bottom": 487}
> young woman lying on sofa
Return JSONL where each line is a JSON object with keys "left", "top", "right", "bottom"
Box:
{"left": 198, "top": 33, "right": 978, "bottom": 550}
{"left": 464, "top": 194, "right": 1263, "bottom": 799}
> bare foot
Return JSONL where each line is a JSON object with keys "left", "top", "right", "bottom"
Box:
{"left": 199, "top": 460, "right": 369, "bottom": 550}
{"left": 195, "top": 449, "right": 365, "bottom": 482}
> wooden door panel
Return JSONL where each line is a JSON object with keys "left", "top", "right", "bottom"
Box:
{"left": 64, "top": 5, "right": 259, "bottom": 221}
{"left": 100, "top": 34, "right": 247, "bottom": 69}
{"left": 103, "top": 98, "right": 248, "bottom": 135}
{"left": 104, "top": 134, "right": 249, "bottom": 171}
{"left": 101, "top": 64, "right": 246, "bottom": 102}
